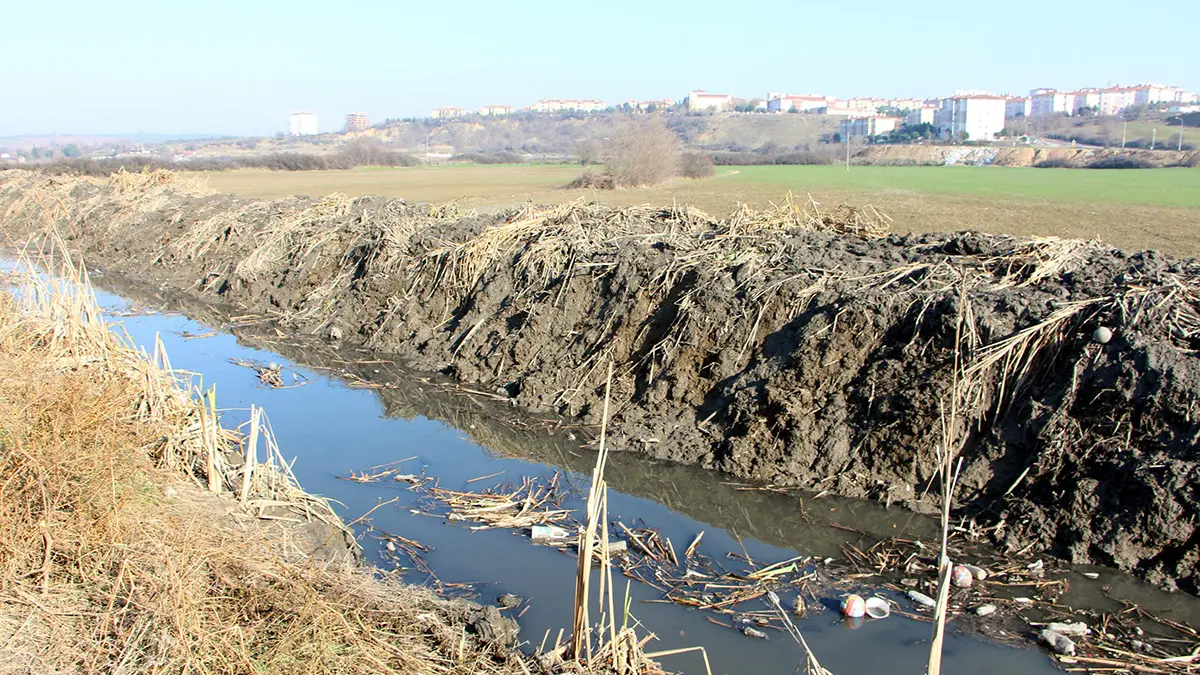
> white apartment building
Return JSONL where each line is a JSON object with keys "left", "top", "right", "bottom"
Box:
{"left": 288, "top": 112, "right": 318, "bottom": 136}
{"left": 936, "top": 95, "right": 1006, "bottom": 141}
{"left": 767, "top": 93, "right": 827, "bottom": 113}
{"left": 839, "top": 116, "right": 900, "bottom": 140}
{"left": 1099, "top": 87, "right": 1138, "bottom": 115}
{"left": 478, "top": 105, "right": 513, "bottom": 116}
{"left": 1070, "top": 89, "right": 1100, "bottom": 113}
{"left": 1005, "top": 97, "right": 1030, "bottom": 118}
{"left": 906, "top": 106, "right": 938, "bottom": 126}
{"left": 1029, "top": 89, "right": 1074, "bottom": 116}
{"left": 1133, "top": 84, "right": 1182, "bottom": 107}
{"left": 687, "top": 90, "right": 733, "bottom": 112}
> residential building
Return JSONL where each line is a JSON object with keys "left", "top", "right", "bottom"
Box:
{"left": 906, "top": 106, "right": 938, "bottom": 126}
{"left": 288, "top": 112, "right": 318, "bottom": 136}
{"left": 344, "top": 112, "right": 370, "bottom": 132}
{"left": 936, "top": 94, "right": 1006, "bottom": 141}
{"left": 820, "top": 102, "right": 871, "bottom": 118}
{"left": 1005, "top": 97, "right": 1031, "bottom": 119}
{"left": 1098, "top": 87, "right": 1137, "bottom": 116}
{"left": 478, "top": 105, "right": 513, "bottom": 116}
{"left": 888, "top": 98, "right": 927, "bottom": 110}
{"left": 1029, "top": 89, "right": 1074, "bottom": 117}
{"left": 623, "top": 98, "right": 676, "bottom": 112}
{"left": 766, "top": 93, "right": 827, "bottom": 113}
{"left": 1069, "top": 89, "right": 1100, "bottom": 114}
{"left": 687, "top": 90, "right": 733, "bottom": 112}
{"left": 847, "top": 97, "right": 888, "bottom": 113}
{"left": 1134, "top": 83, "right": 1182, "bottom": 107}
{"left": 529, "top": 99, "right": 607, "bottom": 113}
{"left": 839, "top": 116, "right": 901, "bottom": 140}
{"left": 430, "top": 107, "right": 467, "bottom": 119}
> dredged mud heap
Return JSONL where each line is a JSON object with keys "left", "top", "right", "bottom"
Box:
{"left": 1, "top": 169, "right": 1197, "bottom": 593}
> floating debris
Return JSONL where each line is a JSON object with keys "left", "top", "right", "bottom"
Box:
{"left": 229, "top": 357, "right": 308, "bottom": 388}
{"left": 427, "top": 474, "right": 572, "bottom": 531}
{"left": 1040, "top": 629, "right": 1076, "bottom": 656}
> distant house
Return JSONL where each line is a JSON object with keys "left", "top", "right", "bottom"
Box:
{"left": 430, "top": 107, "right": 467, "bottom": 119}
{"left": 687, "top": 90, "right": 733, "bottom": 112}
{"left": 478, "top": 105, "right": 513, "bottom": 116}
{"left": 1134, "top": 83, "right": 1182, "bottom": 107}
{"left": 288, "top": 112, "right": 318, "bottom": 136}
{"left": 936, "top": 94, "right": 1006, "bottom": 141}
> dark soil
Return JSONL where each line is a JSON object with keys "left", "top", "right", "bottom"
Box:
{"left": 2, "top": 170, "right": 1197, "bottom": 594}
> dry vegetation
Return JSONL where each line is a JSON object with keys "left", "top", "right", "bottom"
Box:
{"left": 0, "top": 237, "right": 662, "bottom": 674}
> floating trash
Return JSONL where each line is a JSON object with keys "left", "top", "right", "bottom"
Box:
{"left": 841, "top": 594, "right": 866, "bottom": 618}
{"left": 952, "top": 564, "right": 974, "bottom": 588}
{"left": 907, "top": 590, "right": 936, "bottom": 608}
{"left": 864, "top": 596, "right": 890, "bottom": 619}
{"left": 974, "top": 604, "right": 997, "bottom": 616}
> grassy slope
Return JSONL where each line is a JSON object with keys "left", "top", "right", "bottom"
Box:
{"left": 198, "top": 164, "right": 1200, "bottom": 256}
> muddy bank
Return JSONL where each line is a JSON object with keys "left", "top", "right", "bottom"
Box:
{"left": 1, "top": 170, "right": 1197, "bottom": 594}
{"left": 857, "top": 144, "right": 1200, "bottom": 167}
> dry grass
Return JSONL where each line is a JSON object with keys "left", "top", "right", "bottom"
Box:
{"left": 0, "top": 242, "right": 533, "bottom": 674}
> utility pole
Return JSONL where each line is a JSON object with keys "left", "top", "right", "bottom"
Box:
{"left": 1181, "top": 116, "right": 1186, "bottom": 152}
{"left": 1122, "top": 119, "right": 1127, "bottom": 148}
{"left": 1151, "top": 127, "right": 1156, "bottom": 150}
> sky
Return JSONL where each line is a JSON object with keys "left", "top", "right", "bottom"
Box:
{"left": 2, "top": 0, "right": 1198, "bottom": 137}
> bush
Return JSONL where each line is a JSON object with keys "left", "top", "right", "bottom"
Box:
{"left": 604, "top": 118, "right": 681, "bottom": 187}
{"left": 1033, "top": 158, "right": 1078, "bottom": 169}
{"left": 448, "top": 151, "right": 525, "bottom": 164}
{"left": 1085, "top": 156, "right": 1154, "bottom": 169}
{"left": 679, "top": 152, "right": 714, "bottom": 178}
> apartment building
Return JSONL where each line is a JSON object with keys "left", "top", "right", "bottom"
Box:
{"left": 936, "top": 94, "right": 1006, "bottom": 141}
{"left": 906, "top": 106, "right": 938, "bottom": 126}
{"left": 344, "top": 112, "right": 370, "bottom": 132}
{"left": 1005, "top": 97, "right": 1030, "bottom": 119}
{"left": 839, "top": 116, "right": 901, "bottom": 139}
{"left": 687, "top": 90, "right": 733, "bottom": 112}
{"left": 288, "top": 112, "right": 318, "bottom": 136}
{"left": 1098, "top": 87, "right": 1137, "bottom": 116}
{"left": 1029, "top": 89, "right": 1074, "bottom": 117}
{"left": 478, "top": 105, "right": 513, "bottom": 116}
{"left": 766, "top": 93, "right": 827, "bottom": 113}
{"left": 529, "top": 99, "right": 607, "bottom": 113}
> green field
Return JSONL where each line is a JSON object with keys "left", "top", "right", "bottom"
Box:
{"left": 198, "top": 164, "right": 1200, "bottom": 257}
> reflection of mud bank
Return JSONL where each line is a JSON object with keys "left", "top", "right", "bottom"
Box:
{"left": 3, "top": 170, "right": 1198, "bottom": 594}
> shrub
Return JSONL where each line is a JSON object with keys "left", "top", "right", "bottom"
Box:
{"left": 679, "top": 152, "right": 715, "bottom": 178}
{"left": 1033, "top": 158, "right": 1078, "bottom": 169}
{"left": 1085, "top": 156, "right": 1154, "bottom": 169}
{"left": 604, "top": 118, "right": 681, "bottom": 187}
{"left": 448, "top": 151, "right": 525, "bottom": 164}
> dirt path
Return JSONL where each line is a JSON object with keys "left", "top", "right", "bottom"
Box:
{"left": 1, "top": 169, "right": 1197, "bottom": 595}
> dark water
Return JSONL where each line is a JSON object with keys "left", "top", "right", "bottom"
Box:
{"left": 66, "top": 272, "right": 1198, "bottom": 675}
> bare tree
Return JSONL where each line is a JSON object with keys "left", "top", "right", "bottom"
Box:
{"left": 604, "top": 118, "right": 682, "bottom": 187}
{"left": 575, "top": 139, "right": 601, "bottom": 167}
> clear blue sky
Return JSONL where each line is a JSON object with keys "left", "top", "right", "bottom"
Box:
{"left": 3, "top": 0, "right": 1197, "bottom": 137}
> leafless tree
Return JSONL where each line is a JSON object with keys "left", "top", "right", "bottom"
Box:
{"left": 604, "top": 118, "right": 682, "bottom": 187}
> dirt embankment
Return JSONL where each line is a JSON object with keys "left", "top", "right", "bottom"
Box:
{"left": 857, "top": 144, "right": 1200, "bottom": 167}
{"left": 2, "top": 170, "right": 1198, "bottom": 594}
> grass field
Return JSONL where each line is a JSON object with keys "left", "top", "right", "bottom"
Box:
{"left": 197, "top": 164, "right": 1200, "bottom": 257}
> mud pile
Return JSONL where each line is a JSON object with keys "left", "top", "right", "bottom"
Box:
{"left": 2, "top": 169, "right": 1197, "bottom": 593}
